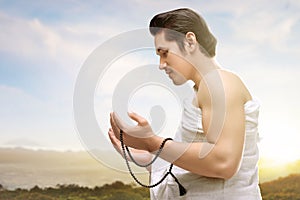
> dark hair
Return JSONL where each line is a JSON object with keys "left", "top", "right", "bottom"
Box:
{"left": 149, "top": 8, "right": 217, "bottom": 57}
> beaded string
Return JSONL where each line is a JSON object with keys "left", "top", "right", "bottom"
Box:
{"left": 125, "top": 137, "right": 172, "bottom": 167}
{"left": 120, "top": 129, "right": 187, "bottom": 196}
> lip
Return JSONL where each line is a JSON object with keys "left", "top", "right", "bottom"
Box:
{"left": 167, "top": 72, "right": 172, "bottom": 78}
{"left": 165, "top": 69, "right": 171, "bottom": 74}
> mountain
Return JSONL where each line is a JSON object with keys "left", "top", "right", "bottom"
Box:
{"left": 259, "top": 158, "right": 300, "bottom": 183}
{"left": 260, "top": 173, "right": 300, "bottom": 199}
{"left": 0, "top": 147, "right": 299, "bottom": 190}
{"left": 0, "top": 147, "right": 148, "bottom": 190}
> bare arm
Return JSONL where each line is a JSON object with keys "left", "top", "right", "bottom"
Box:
{"left": 111, "top": 71, "right": 249, "bottom": 179}
{"left": 159, "top": 71, "right": 247, "bottom": 179}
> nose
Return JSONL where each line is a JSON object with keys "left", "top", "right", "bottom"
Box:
{"left": 159, "top": 59, "right": 167, "bottom": 70}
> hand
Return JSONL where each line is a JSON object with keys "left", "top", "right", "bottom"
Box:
{"left": 110, "top": 112, "right": 121, "bottom": 140}
{"left": 110, "top": 112, "right": 161, "bottom": 152}
{"left": 108, "top": 127, "right": 153, "bottom": 168}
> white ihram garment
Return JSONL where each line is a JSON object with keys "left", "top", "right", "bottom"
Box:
{"left": 150, "top": 96, "right": 262, "bottom": 200}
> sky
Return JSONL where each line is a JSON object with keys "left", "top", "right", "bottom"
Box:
{"left": 0, "top": 0, "right": 300, "bottom": 164}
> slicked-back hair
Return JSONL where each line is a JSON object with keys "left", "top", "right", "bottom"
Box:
{"left": 149, "top": 8, "right": 217, "bottom": 57}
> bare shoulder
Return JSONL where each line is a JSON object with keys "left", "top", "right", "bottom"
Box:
{"left": 197, "top": 69, "right": 252, "bottom": 108}
{"left": 218, "top": 69, "right": 252, "bottom": 104}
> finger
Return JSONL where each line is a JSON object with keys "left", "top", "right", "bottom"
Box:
{"left": 108, "top": 129, "right": 119, "bottom": 146}
{"left": 110, "top": 113, "right": 120, "bottom": 137}
{"left": 108, "top": 129, "right": 123, "bottom": 155}
{"left": 110, "top": 113, "right": 114, "bottom": 127}
{"left": 128, "top": 112, "right": 148, "bottom": 126}
{"left": 110, "top": 112, "right": 116, "bottom": 126}
{"left": 112, "top": 112, "right": 130, "bottom": 131}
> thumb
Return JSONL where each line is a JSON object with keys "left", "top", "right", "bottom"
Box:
{"left": 112, "top": 112, "right": 130, "bottom": 131}
{"left": 128, "top": 112, "right": 148, "bottom": 126}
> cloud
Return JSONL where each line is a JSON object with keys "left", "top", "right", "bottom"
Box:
{"left": 0, "top": 84, "right": 82, "bottom": 150}
{"left": 0, "top": 4, "right": 159, "bottom": 76}
{"left": 1, "top": 0, "right": 300, "bottom": 154}
{"left": 3, "top": 138, "right": 43, "bottom": 148}
{"left": 0, "top": 12, "right": 56, "bottom": 60}
{"left": 227, "top": 1, "right": 300, "bottom": 53}
{"left": 0, "top": 11, "right": 90, "bottom": 75}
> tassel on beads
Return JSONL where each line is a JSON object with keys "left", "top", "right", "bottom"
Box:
{"left": 169, "top": 170, "right": 187, "bottom": 196}
{"left": 176, "top": 179, "right": 187, "bottom": 196}
{"left": 120, "top": 129, "right": 187, "bottom": 196}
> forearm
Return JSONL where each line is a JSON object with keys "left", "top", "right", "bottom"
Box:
{"left": 150, "top": 136, "right": 238, "bottom": 179}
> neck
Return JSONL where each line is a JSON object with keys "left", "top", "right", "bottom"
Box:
{"left": 190, "top": 52, "right": 221, "bottom": 91}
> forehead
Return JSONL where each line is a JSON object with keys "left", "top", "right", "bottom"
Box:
{"left": 154, "top": 31, "right": 180, "bottom": 52}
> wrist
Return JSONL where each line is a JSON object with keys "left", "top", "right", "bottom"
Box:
{"left": 147, "top": 135, "right": 164, "bottom": 153}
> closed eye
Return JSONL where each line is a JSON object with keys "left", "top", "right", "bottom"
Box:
{"left": 156, "top": 48, "right": 168, "bottom": 58}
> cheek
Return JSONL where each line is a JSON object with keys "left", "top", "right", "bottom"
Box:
{"left": 168, "top": 54, "right": 183, "bottom": 66}
{"left": 168, "top": 54, "right": 190, "bottom": 74}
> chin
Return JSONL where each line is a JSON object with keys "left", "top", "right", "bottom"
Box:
{"left": 168, "top": 73, "right": 187, "bottom": 85}
{"left": 172, "top": 78, "right": 187, "bottom": 85}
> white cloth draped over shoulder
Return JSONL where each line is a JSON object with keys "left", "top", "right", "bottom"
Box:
{"left": 150, "top": 93, "right": 262, "bottom": 200}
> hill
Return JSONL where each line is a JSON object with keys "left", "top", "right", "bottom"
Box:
{"left": 260, "top": 173, "right": 300, "bottom": 200}
{"left": 0, "top": 181, "right": 150, "bottom": 200}
{"left": 0, "top": 174, "right": 299, "bottom": 200}
{"left": 0, "top": 147, "right": 148, "bottom": 190}
{"left": 259, "top": 158, "right": 300, "bottom": 182}
{"left": 0, "top": 147, "right": 299, "bottom": 190}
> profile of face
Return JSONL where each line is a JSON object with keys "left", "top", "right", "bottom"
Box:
{"left": 154, "top": 31, "right": 193, "bottom": 85}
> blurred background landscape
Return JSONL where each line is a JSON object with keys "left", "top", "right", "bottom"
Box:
{"left": 1, "top": 147, "right": 298, "bottom": 190}
{"left": 0, "top": 147, "right": 299, "bottom": 199}
{"left": 1, "top": 0, "right": 300, "bottom": 199}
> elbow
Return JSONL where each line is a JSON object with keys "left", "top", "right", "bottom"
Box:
{"left": 216, "top": 157, "right": 240, "bottom": 179}
{"left": 212, "top": 152, "right": 240, "bottom": 179}
{"left": 193, "top": 158, "right": 238, "bottom": 179}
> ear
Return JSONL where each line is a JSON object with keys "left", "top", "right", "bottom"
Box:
{"left": 185, "top": 32, "right": 197, "bottom": 53}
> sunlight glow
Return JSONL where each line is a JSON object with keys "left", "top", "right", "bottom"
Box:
{"left": 259, "top": 125, "right": 300, "bottom": 165}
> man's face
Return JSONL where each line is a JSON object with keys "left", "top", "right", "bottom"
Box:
{"left": 154, "top": 31, "right": 192, "bottom": 85}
